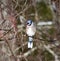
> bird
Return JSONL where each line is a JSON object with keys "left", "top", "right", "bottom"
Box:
{"left": 26, "top": 20, "right": 36, "bottom": 48}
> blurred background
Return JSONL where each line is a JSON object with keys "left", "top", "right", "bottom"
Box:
{"left": 0, "top": 0, "right": 60, "bottom": 61}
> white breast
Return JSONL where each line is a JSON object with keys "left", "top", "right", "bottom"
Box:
{"left": 26, "top": 28, "right": 34, "bottom": 36}
{"left": 26, "top": 25, "right": 36, "bottom": 36}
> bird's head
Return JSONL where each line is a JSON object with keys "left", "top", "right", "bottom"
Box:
{"left": 26, "top": 20, "right": 33, "bottom": 26}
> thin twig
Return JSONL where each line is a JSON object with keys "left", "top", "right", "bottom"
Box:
{"left": 15, "top": 4, "right": 32, "bottom": 17}
{"left": 44, "top": 44, "right": 59, "bottom": 61}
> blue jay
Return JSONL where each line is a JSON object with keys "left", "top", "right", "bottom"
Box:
{"left": 26, "top": 20, "right": 36, "bottom": 48}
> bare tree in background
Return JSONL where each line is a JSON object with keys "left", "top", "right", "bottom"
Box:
{"left": 0, "top": 0, "right": 60, "bottom": 61}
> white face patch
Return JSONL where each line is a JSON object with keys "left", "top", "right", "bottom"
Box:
{"left": 26, "top": 20, "right": 32, "bottom": 26}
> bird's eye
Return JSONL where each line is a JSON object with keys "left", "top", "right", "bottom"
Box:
{"left": 27, "top": 23, "right": 29, "bottom": 25}
{"left": 27, "top": 23, "right": 31, "bottom": 26}
{"left": 27, "top": 23, "right": 29, "bottom": 24}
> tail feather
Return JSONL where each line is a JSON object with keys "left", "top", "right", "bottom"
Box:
{"left": 28, "top": 41, "right": 33, "bottom": 48}
{"left": 28, "top": 37, "right": 33, "bottom": 48}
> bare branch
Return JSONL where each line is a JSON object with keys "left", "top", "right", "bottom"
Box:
{"left": 44, "top": 44, "right": 59, "bottom": 61}
{"left": 15, "top": 4, "right": 32, "bottom": 17}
